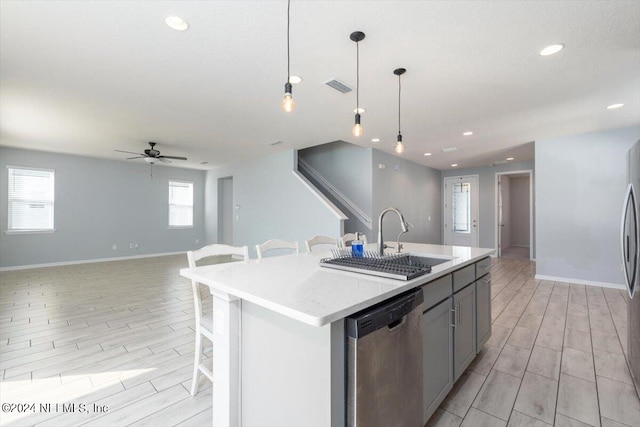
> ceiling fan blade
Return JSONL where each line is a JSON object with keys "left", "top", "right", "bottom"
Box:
{"left": 115, "top": 149, "right": 143, "bottom": 155}
{"left": 159, "top": 155, "right": 187, "bottom": 160}
{"left": 158, "top": 158, "right": 172, "bottom": 164}
{"left": 127, "top": 156, "right": 145, "bottom": 160}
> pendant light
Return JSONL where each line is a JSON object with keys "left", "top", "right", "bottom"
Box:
{"left": 281, "top": 0, "right": 295, "bottom": 112}
{"left": 394, "top": 68, "right": 406, "bottom": 154}
{"left": 350, "top": 31, "right": 365, "bottom": 136}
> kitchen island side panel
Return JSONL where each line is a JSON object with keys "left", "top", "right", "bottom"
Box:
{"left": 240, "top": 300, "right": 342, "bottom": 427}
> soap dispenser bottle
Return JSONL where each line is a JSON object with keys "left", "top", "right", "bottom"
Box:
{"left": 352, "top": 232, "right": 364, "bottom": 258}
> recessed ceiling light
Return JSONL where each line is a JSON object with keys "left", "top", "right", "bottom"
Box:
{"left": 165, "top": 16, "right": 189, "bottom": 31}
{"left": 540, "top": 44, "right": 564, "bottom": 56}
{"left": 424, "top": 152, "right": 432, "bottom": 156}
{"left": 371, "top": 138, "right": 380, "bottom": 143}
{"left": 506, "top": 157, "right": 514, "bottom": 161}
{"left": 462, "top": 131, "right": 473, "bottom": 136}
{"left": 451, "top": 163, "right": 458, "bottom": 167}
{"left": 607, "top": 103, "right": 624, "bottom": 110}
{"left": 441, "top": 147, "right": 458, "bottom": 153}
{"left": 354, "top": 107, "right": 366, "bottom": 114}
{"left": 289, "top": 75, "right": 303, "bottom": 84}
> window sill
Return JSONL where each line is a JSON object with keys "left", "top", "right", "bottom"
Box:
{"left": 5, "top": 229, "right": 56, "bottom": 235}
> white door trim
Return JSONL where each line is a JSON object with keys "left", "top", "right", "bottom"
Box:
{"left": 494, "top": 170, "right": 534, "bottom": 260}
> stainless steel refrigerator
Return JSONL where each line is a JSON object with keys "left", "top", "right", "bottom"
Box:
{"left": 622, "top": 139, "right": 640, "bottom": 398}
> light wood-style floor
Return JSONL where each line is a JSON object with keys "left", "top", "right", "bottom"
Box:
{"left": 0, "top": 255, "right": 213, "bottom": 427}
{"left": 500, "top": 246, "right": 531, "bottom": 260}
{"left": 1, "top": 255, "right": 639, "bottom": 427}
{"left": 427, "top": 257, "right": 640, "bottom": 427}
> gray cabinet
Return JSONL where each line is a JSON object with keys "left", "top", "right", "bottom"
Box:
{"left": 475, "top": 274, "right": 491, "bottom": 352}
{"left": 422, "top": 258, "right": 492, "bottom": 422}
{"left": 422, "top": 297, "right": 454, "bottom": 423}
{"left": 453, "top": 283, "right": 476, "bottom": 380}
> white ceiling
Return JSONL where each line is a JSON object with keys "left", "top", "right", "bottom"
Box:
{"left": 1, "top": 1, "right": 639, "bottom": 171}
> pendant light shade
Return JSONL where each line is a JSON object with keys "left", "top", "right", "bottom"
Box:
{"left": 350, "top": 31, "right": 365, "bottom": 136}
{"left": 282, "top": 0, "right": 295, "bottom": 112}
{"left": 394, "top": 68, "right": 406, "bottom": 154}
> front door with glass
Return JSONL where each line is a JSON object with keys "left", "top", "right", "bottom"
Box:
{"left": 444, "top": 175, "right": 479, "bottom": 247}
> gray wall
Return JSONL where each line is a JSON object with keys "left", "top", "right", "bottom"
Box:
{"left": 510, "top": 176, "right": 530, "bottom": 247}
{"left": 536, "top": 125, "right": 640, "bottom": 285}
{"left": 299, "top": 142, "right": 442, "bottom": 246}
{"left": 0, "top": 147, "right": 206, "bottom": 268}
{"left": 372, "top": 150, "right": 442, "bottom": 245}
{"left": 299, "top": 141, "right": 373, "bottom": 216}
{"left": 441, "top": 160, "right": 535, "bottom": 254}
{"left": 298, "top": 142, "right": 373, "bottom": 240}
{"left": 205, "top": 149, "right": 343, "bottom": 258}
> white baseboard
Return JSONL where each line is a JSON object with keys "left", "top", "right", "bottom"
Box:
{"left": 0, "top": 251, "right": 187, "bottom": 272}
{"left": 534, "top": 274, "right": 625, "bottom": 290}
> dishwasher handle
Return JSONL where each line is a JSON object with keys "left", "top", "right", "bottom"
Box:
{"left": 346, "top": 288, "right": 424, "bottom": 339}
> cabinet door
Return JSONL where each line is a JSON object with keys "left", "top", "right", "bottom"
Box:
{"left": 453, "top": 284, "right": 476, "bottom": 381}
{"left": 476, "top": 275, "right": 492, "bottom": 352}
{"left": 423, "top": 297, "right": 454, "bottom": 424}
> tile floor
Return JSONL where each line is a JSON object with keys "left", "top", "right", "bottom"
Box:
{"left": 1, "top": 255, "right": 639, "bottom": 426}
{"left": 427, "top": 257, "right": 640, "bottom": 427}
{"left": 500, "top": 246, "right": 531, "bottom": 260}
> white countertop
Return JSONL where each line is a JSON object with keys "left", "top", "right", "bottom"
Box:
{"left": 180, "top": 243, "right": 494, "bottom": 327}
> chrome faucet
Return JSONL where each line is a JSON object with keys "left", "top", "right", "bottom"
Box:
{"left": 377, "top": 207, "right": 410, "bottom": 255}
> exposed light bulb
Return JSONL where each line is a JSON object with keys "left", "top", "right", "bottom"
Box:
{"left": 282, "top": 82, "right": 295, "bottom": 112}
{"left": 352, "top": 113, "right": 363, "bottom": 137}
{"left": 395, "top": 133, "right": 405, "bottom": 154}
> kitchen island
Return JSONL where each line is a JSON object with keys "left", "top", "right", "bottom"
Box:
{"left": 180, "top": 243, "right": 494, "bottom": 427}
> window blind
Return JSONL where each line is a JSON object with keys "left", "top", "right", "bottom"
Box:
{"left": 169, "top": 180, "right": 193, "bottom": 227}
{"left": 7, "top": 167, "right": 55, "bottom": 232}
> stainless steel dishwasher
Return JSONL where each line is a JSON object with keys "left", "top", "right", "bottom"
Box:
{"left": 346, "top": 288, "right": 424, "bottom": 427}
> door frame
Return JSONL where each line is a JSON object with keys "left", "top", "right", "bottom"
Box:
{"left": 494, "top": 170, "right": 533, "bottom": 260}
{"left": 217, "top": 176, "right": 234, "bottom": 245}
{"left": 443, "top": 175, "right": 480, "bottom": 247}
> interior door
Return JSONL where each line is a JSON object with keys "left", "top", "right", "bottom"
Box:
{"left": 444, "top": 176, "right": 479, "bottom": 247}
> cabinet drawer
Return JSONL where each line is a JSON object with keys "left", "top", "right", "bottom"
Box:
{"left": 422, "top": 274, "right": 452, "bottom": 311}
{"left": 453, "top": 264, "right": 475, "bottom": 293}
{"left": 475, "top": 257, "right": 491, "bottom": 279}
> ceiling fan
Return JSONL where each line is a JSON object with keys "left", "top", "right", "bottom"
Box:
{"left": 115, "top": 142, "right": 187, "bottom": 164}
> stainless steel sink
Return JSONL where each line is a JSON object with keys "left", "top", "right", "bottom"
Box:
{"left": 319, "top": 253, "right": 452, "bottom": 281}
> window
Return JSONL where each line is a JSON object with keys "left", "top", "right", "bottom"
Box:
{"left": 7, "top": 167, "right": 55, "bottom": 233}
{"left": 169, "top": 180, "right": 193, "bottom": 228}
{"left": 452, "top": 182, "right": 470, "bottom": 233}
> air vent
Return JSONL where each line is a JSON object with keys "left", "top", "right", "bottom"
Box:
{"left": 493, "top": 160, "right": 508, "bottom": 165}
{"left": 441, "top": 147, "right": 458, "bottom": 153}
{"left": 324, "top": 78, "right": 353, "bottom": 94}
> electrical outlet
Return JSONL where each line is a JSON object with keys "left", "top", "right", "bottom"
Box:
{"left": 112, "top": 244, "right": 117, "bottom": 250}
{"left": 129, "top": 243, "right": 134, "bottom": 249}
{"left": 134, "top": 243, "right": 139, "bottom": 249}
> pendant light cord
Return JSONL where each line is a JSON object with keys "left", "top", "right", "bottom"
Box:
{"left": 286, "top": 0, "right": 291, "bottom": 79}
{"left": 356, "top": 41, "right": 360, "bottom": 109}
{"left": 398, "top": 74, "right": 402, "bottom": 135}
